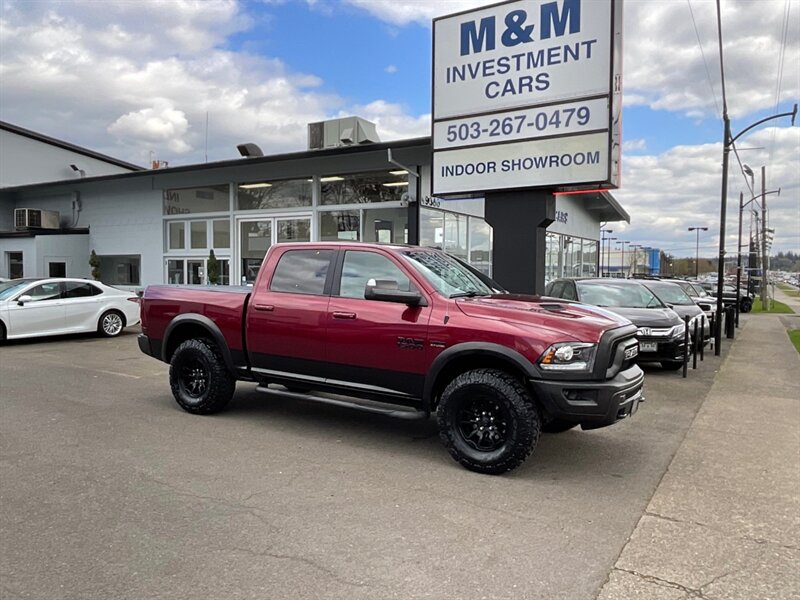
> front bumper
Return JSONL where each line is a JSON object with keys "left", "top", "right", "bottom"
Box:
{"left": 636, "top": 336, "right": 686, "bottom": 363}
{"left": 530, "top": 365, "right": 644, "bottom": 431}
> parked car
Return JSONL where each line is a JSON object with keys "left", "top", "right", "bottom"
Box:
{"left": 0, "top": 278, "right": 140, "bottom": 341}
{"left": 661, "top": 279, "right": 717, "bottom": 318}
{"left": 696, "top": 281, "right": 753, "bottom": 313}
{"left": 138, "top": 243, "right": 644, "bottom": 475}
{"left": 545, "top": 278, "right": 687, "bottom": 370}
{"left": 640, "top": 280, "right": 709, "bottom": 342}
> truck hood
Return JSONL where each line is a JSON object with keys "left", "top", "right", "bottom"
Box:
{"left": 455, "top": 294, "right": 631, "bottom": 343}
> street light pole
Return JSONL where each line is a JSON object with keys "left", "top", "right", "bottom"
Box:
{"left": 688, "top": 226, "right": 708, "bottom": 278}
{"left": 714, "top": 102, "right": 796, "bottom": 355}
{"left": 737, "top": 164, "right": 780, "bottom": 326}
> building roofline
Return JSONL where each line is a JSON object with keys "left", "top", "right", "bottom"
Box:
{"left": 0, "top": 227, "right": 90, "bottom": 238}
{"left": 0, "top": 136, "right": 432, "bottom": 193}
{"left": 1, "top": 121, "right": 144, "bottom": 172}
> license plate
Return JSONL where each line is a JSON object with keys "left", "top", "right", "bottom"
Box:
{"left": 640, "top": 341, "right": 657, "bottom": 352}
{"left": 631, "top": 396, "right": 640, "bottom": 416}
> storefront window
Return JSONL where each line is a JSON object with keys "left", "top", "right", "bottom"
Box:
{"left": 420, "top": 208, "right": 444, "bottom": 248}
{"left": 545, "top": 232, "right": 561, "bottom": 283}
{"left": 277, "top": 218, "right": 311, "bottom": 243}
{"left": 469, "top": 218, "right": 492, "bottom": 276}
{"left": 190, "top": 221, "right": 207, "bottom": 249}
{"left": 363, "top": 207, "right": 408, "bottom": 244}
{"left": 168, "top": 222, "right": 185, "bottom": 250}
{"left": 240, "top": 221, "right": 272, "bottom": 283}
{"left": 237, "top": 179, "right": 312, "bottom": 210}
{"left": 163, "top": 185, "right": 229, "bottom": 215}
{"left": 167, "top": 259, "right": 184, "bottom": 284}
{"left": 320, "top": 171, "right": 408, "bottom": 206}
{"left": 98, "top": 255, "right": 141, "bottom": 285}
{"left": 444, "top": 213, "right": 468, "bottom": 260}
{"left": 582, "top": 239, "right": 598, "bottom": 277}
{"left": 320, "top": 211, "right": 360, "bottom": 241}
{"left": 213, "top": 220, "right": 230, "bottom": 249}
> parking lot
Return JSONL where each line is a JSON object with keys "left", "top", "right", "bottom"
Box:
{"left": 1, "top": 328, "right": 729, "bottom": 600}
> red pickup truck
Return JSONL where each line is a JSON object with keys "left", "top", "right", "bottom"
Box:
{"left": 138, "top": 243, "right": 643, "bottom": 474}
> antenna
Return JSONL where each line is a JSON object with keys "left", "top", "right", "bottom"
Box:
{"left": 205, "top": 111, "right": 209, "bottom": 163}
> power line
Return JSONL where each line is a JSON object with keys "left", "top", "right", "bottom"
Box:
{"left": 687, "top": 0, "right": 722, "bottom": 118}
{"left": 768, "top": 0, "right": 792, "bottom": 175}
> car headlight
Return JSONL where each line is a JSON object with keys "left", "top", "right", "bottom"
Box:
{"left": 539, "top": 342, "right": 597, "bottom": 372}
{"left": 670, "top": 323, "right": 686, "bottom": 338}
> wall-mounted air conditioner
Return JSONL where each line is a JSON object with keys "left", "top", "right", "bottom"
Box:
{"left": 14, "top": 208, "right": 61, "bottom": 230}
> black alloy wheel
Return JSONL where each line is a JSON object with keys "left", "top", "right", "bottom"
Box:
{"left": 438, "top": 369, "right": 540, "bottom": 475}
{"left": 457, "top": 396, "right": 511, "bottom": 452}
{"left": 169, "top": 339, "right": 236, "bottom": 414}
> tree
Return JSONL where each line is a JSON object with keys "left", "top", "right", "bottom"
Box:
{"left": 89, "top": 250, "right": 101, "bottom": 281}
{"left": 207, "top": 249, "right": 220, "bottom": 285}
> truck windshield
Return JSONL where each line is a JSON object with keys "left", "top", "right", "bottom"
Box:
{"left": 401, "top": 250, "right": 496, "bottom": 298}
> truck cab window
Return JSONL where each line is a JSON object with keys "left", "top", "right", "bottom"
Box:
{"left": 270, "top": 249, "right": 333, "bottom": 295}
{"left": 339, "top": 251, "right": 411, "bottom": 299}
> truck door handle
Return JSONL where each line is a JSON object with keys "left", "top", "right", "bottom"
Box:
{"left": 253, "top": 304, "right": 274, "bottom": 312}
{"left": 332, "top": 311, "right": 357, "bottom": 320}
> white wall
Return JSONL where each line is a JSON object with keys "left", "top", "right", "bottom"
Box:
{"left": 9, "top": 181, "right": 164, "bottom": 286}
{"left": 550, "top": 194, "right": 600, "bottom": 240}
{"left": 0, "top": 238, "right": 34, "bottom": 279}
{"left": 35, "top": 235, "right": 90, "bottom": 278}
{"left": 0, "top": 128, "right": 137, "bottom": 188}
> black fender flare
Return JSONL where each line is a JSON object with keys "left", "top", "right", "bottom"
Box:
{"left": 423, "top": 342, "right": 539, "bottom": 411}
{"left": 163, "top": 314, "right": 236, "bottom": 374}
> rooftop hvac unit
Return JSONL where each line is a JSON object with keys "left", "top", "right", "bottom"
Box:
{"left": 308, "top": 117, "right": 381, "bottom": 150}
{"left": 14, "top": 208, "right": 61, "bottom": 230}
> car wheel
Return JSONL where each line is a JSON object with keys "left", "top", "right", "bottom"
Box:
{"left": 740, "top": 298, "right": 753, "bottom": 313}
{"left": 0, "top": 320, "right": 6, "bottom": 342}
{"left": 169, "top": 339, "right": 236, "bottom": 415}
{"left": 98, "top": 310, "right": 125, "bottom": 337}
{"left": 437, "top": 369, "right": 540, "bottom": 475}
{"left": 542, "top": 418, "right": 578, "bottom": 433}
{"left": 661, "top": 361, "right": 684, "bottom": 371}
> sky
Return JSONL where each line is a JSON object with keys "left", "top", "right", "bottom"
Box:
{"left": 0, "top": 0, "right": 798, "bottom": 256}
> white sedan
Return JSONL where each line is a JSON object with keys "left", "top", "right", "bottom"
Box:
{"left": 0, "top": 278, "right": 140, "bottom": 341}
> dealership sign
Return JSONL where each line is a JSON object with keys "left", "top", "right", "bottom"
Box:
{"left": 432, "top": 0, "right": 622, "bottom": 196}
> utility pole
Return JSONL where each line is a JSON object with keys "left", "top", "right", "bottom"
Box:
{"left": 688, "top": 226, "right": 708, "bottom": 278}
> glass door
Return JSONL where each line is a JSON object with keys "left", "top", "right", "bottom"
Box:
{"left": 238, "top": 216, "right": 311, "bottom": 285}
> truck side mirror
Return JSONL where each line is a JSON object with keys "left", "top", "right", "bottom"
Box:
{"left": 364, "top": 279, "right": 425, "bottom": 306}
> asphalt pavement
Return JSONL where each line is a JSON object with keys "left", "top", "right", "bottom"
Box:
{"left": 0, "top": 315, "right": 796, "bottom": 599}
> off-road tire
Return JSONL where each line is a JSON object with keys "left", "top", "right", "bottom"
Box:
{"left": 437, "top": 369, "right": 540, "bottom": 475}
{"left": 169, "top": 339, "right": 236, "bottom": 414}
{"left": 98, "top": 310, "right": 125, "bottom": 337}
{"left": 661, "top": 360, "right": 684, "bottom": 371}
{"left": 542, "top": 418, "right": 578, "bottom": 433}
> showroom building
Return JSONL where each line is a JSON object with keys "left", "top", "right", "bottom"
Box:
{"left": 0, "top": 118, "right": 629, "bottom": 291}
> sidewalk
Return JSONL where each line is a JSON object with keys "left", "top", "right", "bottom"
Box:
{"left": 597, "top": 312, "right": 800, "bottom": 599}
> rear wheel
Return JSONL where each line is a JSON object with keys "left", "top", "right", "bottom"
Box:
{"left": 437, "top": 369, "right": 540, "bottom": 475}
{"left": 98, "top": 310, "right": 125, "bottom": 337}
{"left": 169, "top": 339, "right": 236, "bottom": 414}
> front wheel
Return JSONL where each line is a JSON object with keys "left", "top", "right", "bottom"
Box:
{"left": 740, "top": 298, "right": 753, "bottom": 313}
{"left": 98, "top": 310, "right": 125, "bottom": 337}
{"left": 169, "top": 339, "right": 236, "bottom": 414}
{"left": 437, "top": 369, "right": 540, "bottom": 475}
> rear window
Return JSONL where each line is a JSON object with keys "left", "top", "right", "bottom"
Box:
{"left": 270, "top": 249, "right": 333, "bottom": 296}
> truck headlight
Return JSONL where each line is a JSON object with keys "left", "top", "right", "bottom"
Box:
{"left": 539, "top": 342, "right": 597, "bottom": 372}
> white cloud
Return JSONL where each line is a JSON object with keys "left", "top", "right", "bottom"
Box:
{"left": 342, "top": 100, "right": 430, "bottom": 140}
{"left": 622, "top": 138, "right": 647, "bottom": 152}
{"left": 344, "top": 0, "right": 800, "bottom": 120}
{"left": 615, "top": 126, "right": 799, "bottom": 254}
{"left": 385, "top": 64, "right": 398, "bottom": 74}
{"left": 108, "top": 102, "right": 192, "bottom": 154}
